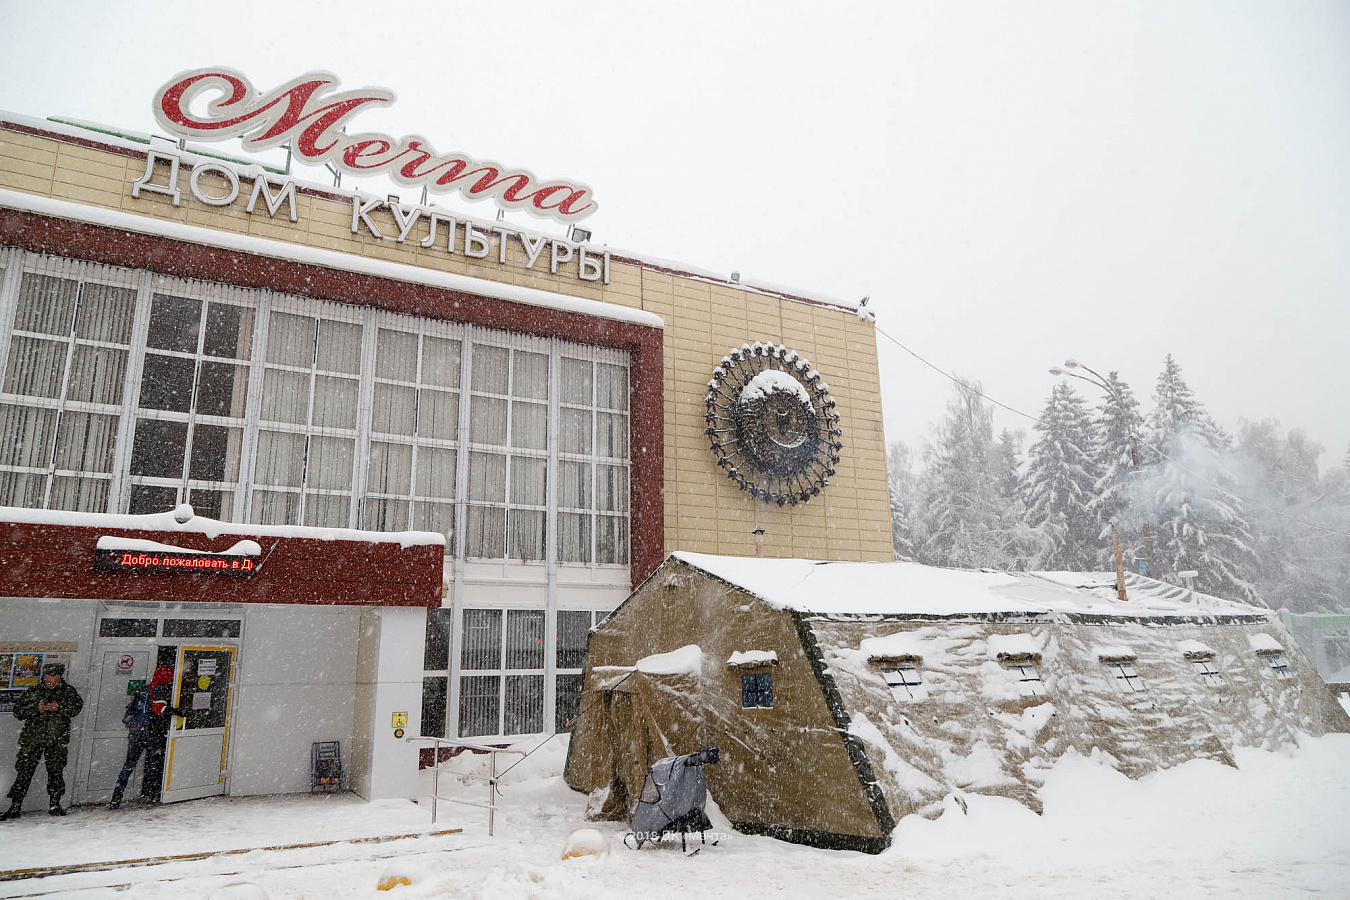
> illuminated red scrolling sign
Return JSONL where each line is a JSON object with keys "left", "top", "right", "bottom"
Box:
{"left": 152, "top": 67, "right": 598, "bottom": 222}
{"left": 95, "top": 548, "right": 258, "bottom": 576}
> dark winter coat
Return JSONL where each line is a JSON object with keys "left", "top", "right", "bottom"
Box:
{"left": 125, "top": 683, "right": 185, "bottom": 737}
{"left": 13, "top": 681, "right": 84, "bottom": 747}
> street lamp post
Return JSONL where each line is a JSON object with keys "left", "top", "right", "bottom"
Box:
{"left": 1049, "top": 358, "right": 1156, "bottom": 601}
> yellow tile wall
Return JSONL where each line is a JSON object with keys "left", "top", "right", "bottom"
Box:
{"left": 0, "top": 124, "right": 894, "bottom": 563}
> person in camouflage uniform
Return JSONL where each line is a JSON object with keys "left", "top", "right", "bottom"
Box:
{"left": 2, "top": 663, "right": 84, "bottom": 820}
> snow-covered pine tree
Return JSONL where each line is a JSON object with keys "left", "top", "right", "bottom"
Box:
{"left": 996, "top": 429, "right": 1046, "bottom": 569}
{"left": 1088, "top": 371, "right": 1145, "bottom": 569}
{"left": 918, "top": 379, "right": 1040, "bottom": 569}
{"left": 887, "top": 440, "right": 922, "bottom": 561}
{"left": 1022, "top": 382, "right": 1102, "bottom": 570}
{"left": 1145, "top": 355, "right": 1261, "bottom": 604}
{"left": 1148, "top": 354, "right": 1208, "bottom": 453}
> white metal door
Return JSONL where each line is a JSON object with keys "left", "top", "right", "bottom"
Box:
{"left": 162, "top": 645, "right": 237, "bottom": 804}
{"left": 82, "top": 648, "right": 154, "bottom": 803}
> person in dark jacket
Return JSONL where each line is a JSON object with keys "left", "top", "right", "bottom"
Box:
{"left": 109, "top": 666, "right": 186, "bottom": 809}
{"left": 2, "top": 663, "right": 84, "bottom": 820}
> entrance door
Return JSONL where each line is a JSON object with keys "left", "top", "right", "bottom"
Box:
{"left": 162, "top": 646, "right": 237, "bottom": 803}
{"left": 84, "top": 648, "right": 154, "bottom": 802}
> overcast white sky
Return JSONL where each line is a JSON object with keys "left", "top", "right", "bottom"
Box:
{"left": 2, "top": 1, "right": 1346, "bottom": 466}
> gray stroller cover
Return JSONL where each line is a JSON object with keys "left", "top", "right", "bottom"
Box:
{"left": 629, "top": 751, "right": 714, "bottom": 849}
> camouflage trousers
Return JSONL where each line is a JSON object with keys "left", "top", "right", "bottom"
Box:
{"left": 7, "top": 741, "right": 69, "bottom": 802}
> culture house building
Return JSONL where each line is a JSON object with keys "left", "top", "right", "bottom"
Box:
{"left": 0, "top": 68, "right": 889, "bottom": 810}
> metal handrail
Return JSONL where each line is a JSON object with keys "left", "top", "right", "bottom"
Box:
{"left": 405, "top": 737, "right": 525, "bottom": 835}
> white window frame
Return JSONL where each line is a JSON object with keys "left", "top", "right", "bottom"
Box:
{"left": 1263, "top": 652, "right": 1293, "bottom": 680}
{"left": 1105, "top": 661, "right": 1146, "bottom": 693}
{"left": 363, "top": 312, "right": 463, "bottom": 539}
{"left": 126, "top": 275, "right": 258, "bottom": 520}
{"left": 1003, "top": 661, "right": 1045, "bottom": 697}
{"left": 881, "top": 665, "right": 925, "bottom": 700}
{"left": 1191, "top": 658, "right": 1224, "bottom": 687}
{"left": 0, "top": 255, "right": 141, "bottom": 514}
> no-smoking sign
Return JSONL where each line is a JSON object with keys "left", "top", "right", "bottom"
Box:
{"left": 116, "top": 654, "right": 135, "bottom": 674}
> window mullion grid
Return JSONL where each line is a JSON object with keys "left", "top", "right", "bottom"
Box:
{"left": 589, "top": 362, "right": 599, "bottom": 564}
{"left": 352, "top": 308, "right": 378, "bottom": 530}
{"left": 177, "top": 299, "right": 212, "bottom": 508}
{"left": 296, "top": 319, "right": 321, "bottom": 525}
{"left": 39, "top": 279, "right": 87, "bottom": 508}
{"left": 236, "top": 289, "right": 271, "bottom": 523}
{"left": 496, "top": 615, "right": 509, "bottom": 736}
{"left": 544, "top": 339, "right": 559, "bottom": 734}
{"left": 0, "top": 247, "right": 24, "bottom": 396}
{"left": 107, "top": 269, "right": 155, "bottom": 512}
{"left": 447, "top": 329, "right": 474, "bottom": 737}
{"left": 504, "top": 349, "right": 515, "bottom": 559}
{"left": 405, "top": 333, "right": 424, "bottom": 526}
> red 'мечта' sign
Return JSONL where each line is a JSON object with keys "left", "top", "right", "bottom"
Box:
{"left": 94, "top": 549, "right": 258, "bottom": 576}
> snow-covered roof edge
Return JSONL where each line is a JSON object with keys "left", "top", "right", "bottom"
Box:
{"left": 668, "top": 552, "right": 1272, "bottom": 622}
{"left": 1, "top": 111, "right": 860, "bottom": 316}
{"left": 0, "top": 505, "right": 446, "bottom": 548}
{"left": 0, "top": 188, "right": 664, "bottom": 331}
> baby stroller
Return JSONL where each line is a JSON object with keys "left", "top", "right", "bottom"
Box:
{"left": 625, "top": 747, "right": 719, "bottom": 852}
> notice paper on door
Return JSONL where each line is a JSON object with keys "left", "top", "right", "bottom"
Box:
{"left": 198, "top": 659, "right": 217, "bottom": 676}
{"left": 192, "top": 691, "right": 212, "bottom": 710}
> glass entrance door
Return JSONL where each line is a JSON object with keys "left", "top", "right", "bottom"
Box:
{"left": 162, "top": 646, "right": 236, "bottom": 803}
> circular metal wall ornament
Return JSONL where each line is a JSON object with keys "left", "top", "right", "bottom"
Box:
{"left": 705, "top": 342, "right": 842, "bottom": 506}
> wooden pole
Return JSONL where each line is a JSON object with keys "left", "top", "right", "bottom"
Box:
{"left": 1112, "top": 519, "right": 1128, "bottom": 602}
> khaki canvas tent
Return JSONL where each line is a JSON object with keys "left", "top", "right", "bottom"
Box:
{"left": 564, "top": 553, "right": 1350, "bottom": 853}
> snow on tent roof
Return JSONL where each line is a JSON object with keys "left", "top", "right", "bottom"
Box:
{"left": 671, "top": 553, "right": 1261, "bottom": 619}
{"left": 988, "top": 633, "right": 1042, "bottom": 661}
{"left": 0, "top": 505, "right": 446, "bottom": 547}
{"left": 1249, "top": 633, "right": 1284, "bottom": 653}
{"left": 595, "top": 644, "right": 704, "bottom": 677}
{"left": 858, "top": 632, "right": 929, "bottom": 661}
{"left": 1178, "top": 639, "right": 1217, "bottom": 659}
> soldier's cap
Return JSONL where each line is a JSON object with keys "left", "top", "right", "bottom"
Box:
{"left": 42, "top": 663, "right": 65, "bottom": 676}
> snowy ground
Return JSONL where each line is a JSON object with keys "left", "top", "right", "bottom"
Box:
{"left": 2, "top": 729, "right": 1349, "bottom": 899}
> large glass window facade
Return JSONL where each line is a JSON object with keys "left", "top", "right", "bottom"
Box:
{"left": 0, "top": 253, "right": 630, "bottom": 566}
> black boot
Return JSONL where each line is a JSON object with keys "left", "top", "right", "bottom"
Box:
{"left": 0, "top": 801, "right": 20, "bottom": 821}
{"left": 48, "top": 796, "right": 66, "bottom": 817}
{"left": 107, "top": 792, "right": 123, "bottom": 810}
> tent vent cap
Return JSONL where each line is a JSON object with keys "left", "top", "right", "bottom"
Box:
{"left": 1248, "top": 633, "right": 1283, "bottom": 654}
{"left": 727, "top": 650, "right": 779, "bottom": 669}
{"left": 869, "top": 654, "right": 922, "bottom": 666}
{"left": 1094, "top": 645, "right": 1138, "bottom": 663}
{"left": 1178, "top": 640, "right": 1215, "bottom": 660}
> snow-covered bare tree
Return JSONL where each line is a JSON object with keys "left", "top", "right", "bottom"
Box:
{"left": 1143, "top": 356, "right": 1261, "bottom": 604}
{"left": 1236, "top": 421, "right": 1348, "bottom": 612}
{"left": 1022, "top": 382, "right": 1102, "bottom": 570}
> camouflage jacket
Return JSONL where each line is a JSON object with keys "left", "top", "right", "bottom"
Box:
{"left": 13, "top": 681, "right": 84, "bottom": 747}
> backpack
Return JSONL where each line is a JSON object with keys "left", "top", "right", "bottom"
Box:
{"left": 122, "top": 689, "right": 152, "bottom": 730}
